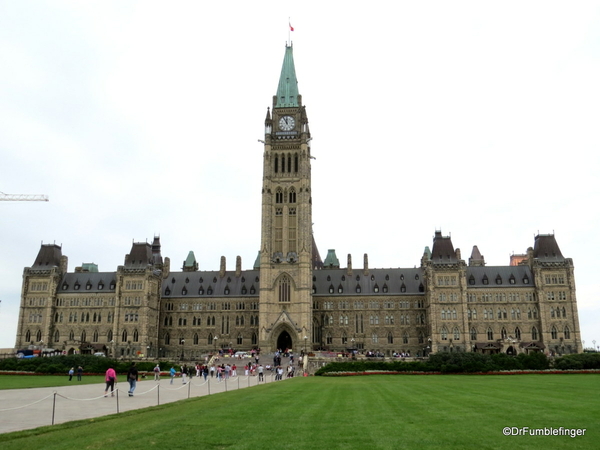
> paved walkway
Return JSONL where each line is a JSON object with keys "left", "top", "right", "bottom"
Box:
{"left": 0, "top": 361, "right": 298, "bottom": 434}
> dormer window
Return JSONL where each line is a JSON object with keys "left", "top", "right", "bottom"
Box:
{"left": 496, "top": 276, "right": 502, "bottom": 285}
{"left": 509, "top": 275, "right": 516, "bottom": 285}
{"left": 250, "top": 285, "right": 256, "bottom": 294}
{"left": 356, "top": 285, "right": 361, "bottom": 293}
{"left": 182, "top": 287, "right": 188, "bottom": 295}
{"left": 171, "top": 277, "right": 176, "bottom": 284}
{"left": 199, "top": 286, "right": 204, "bottom": 295}
{"left": 523, "top": 277, "right": 529, "bottom": 284}
{"left": 185, "top": 277, "right": 189, "bottom": 284}
{"left": 373, "top": 284, "right": 379, "bottom": 293}
{"left": 207, "top": 286, "right": 213, "bottom": 295}
{"left": 383, "top": 284, "right": 389, "bottom": 293}
{"left": 62, "top": 283, "right": 69, "bottom": 290}
{"left": 241, "top": 286, "right": 247, "bottom": 295}
{"left": 329, "top": 285, "right": 334, "bottom": 294}
{"left": 74, "top": 283, "right": 80, "bottom": 290}
{"left": 98, "top": 283, "right": 104, "bottom": 290}
{"left": 224, "top": 286, "right": 230, "bottom": 295}
{"left": 213, "top": 277, "right": 217, "bottom": 283}
{"left": 338, "top": 285, "right": 343, "bottom": 294}
{"left": 482, "top": 275, "right": 489, "bottom": 285}
{"left": 469, "top": 275, "right": 475, "bottom": 285}
{"left": 165, "top": 287, "right": 171, "bottom": 296}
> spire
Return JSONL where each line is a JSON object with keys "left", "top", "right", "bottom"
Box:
{"left": 275, "top": 45, "right": 299, "bottom": 108}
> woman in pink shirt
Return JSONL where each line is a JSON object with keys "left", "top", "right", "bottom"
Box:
{"left": 104, "top": 367, "right": 117, "bottom": 397}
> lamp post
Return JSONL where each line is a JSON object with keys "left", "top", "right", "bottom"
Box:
{"left": 350, "top": 337, "right": 355, "bottom": 360}
{"left": 180, "top": 339, "right": 185, "bottom": 361}
{"left": 213, "top": 336, "right": 218, "bottom": 354}
{"left": 582, "top": 340, "right": 585, "bottom": 352}
{"left": 426, "top": 337, "right": 432, "bottom": 357}
{"left": 593, "top": 340, "right": 597, "bottom": 353}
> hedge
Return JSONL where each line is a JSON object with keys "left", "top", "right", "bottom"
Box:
{"left": 314, "top": 352, "right": 600, "bottom": 375}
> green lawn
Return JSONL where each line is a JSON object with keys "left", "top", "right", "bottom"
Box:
{"left": 0, "top": 375, "right": 598, "bottom": 449}
{"left": 0, "top": 375, "right": 107, "bottom": 389}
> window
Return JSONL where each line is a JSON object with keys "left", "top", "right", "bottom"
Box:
{"left": 453, "top": 327, "right": 460, "bottom": 340}
{"left": 470, "top": 327, "right": 477, "bottom": 340}
{"left": 551, "top": 326, "right": 557, "bottom": 339}
{"left": 531, "top": 327, "right": 538, "bottom": 341}
{"left": 278, "top": 275, "right": 291, "bottom": 302}
{"left": 441, "top": 327, "right": 448, "bottom": 340}
{"left": 487, "top": 328, "right": 493, "bottom": 340}
{"left": 564, "top": 326, "right": 571, "bottom": 340}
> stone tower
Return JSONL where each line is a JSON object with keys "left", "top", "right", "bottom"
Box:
{"left": 258, "top": 44, "right": 313, "bottom": 352}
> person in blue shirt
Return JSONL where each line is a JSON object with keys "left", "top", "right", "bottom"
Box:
{"left": 170, "top": 366, "right": 176, "bottom": 384}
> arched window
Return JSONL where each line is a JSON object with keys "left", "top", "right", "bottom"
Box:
{"left": 207, "top": 333, "right": 213, "bottom": 345}
{"left": 388, "top": 332, "right": 394, "bottom": 344}
{"left": 551, "top": 326, "right": 557, "bottom": 339}
{"left": 453, "top": 327, "right": 460, "bottom": 340}
{"left": 93, "top": 330, "right": 98, "bottom": 342}
{"left": 501, "top": 327, "right": 507, "bottom": 339}
{"left": 252, "top": 332, "right": 258, "bottom": 346}
{"left": 564, "top": 326, "right": 571, "bottom": 339}
{"left": 193, "top": 333, "right": 199, "bottom": 345}
{"left": 133, "top": 330, "right": 139, "bottom": 342}
{"left": 278, "top": 275, "right": 291, "bottom": 302}
{"left": 487, "top": 327, "right": 494, "bottom": 340}
{"left": 274, "top": 154, "right": 279, "bottom": 173}
{"left": 441, "top": 327, "right": 448, "bottom": 340}
{"left": 237, "top": 333, "right": 243, "bottom": 345}
{"left": 514, "top": 327, "right": 521, "bottom": 340}
{"left": 122, "top": 330, "right": 128, "bottom": 342}
{"left": 470, "top": 327, "right": 477, "bottom": 341}
{"left": 532, "top": 326, "right": 538, "bottom": 341}
{"left": 108, "top": 330, "right": 113, "bottom": 342}
{"left": 289, "top": 187, "right": 296, "bottom": 203}
{"left": 403, "top": 332, "right": 409, "bottom": 344}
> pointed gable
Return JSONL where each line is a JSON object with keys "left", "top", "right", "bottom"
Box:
{"left": 469, "top": 245, "right": 485, "bottom": 266}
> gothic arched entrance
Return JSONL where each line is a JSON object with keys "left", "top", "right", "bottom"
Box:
{"left": 506, "top": 346, "right": 515, "bottom": 355}
{"left": 277, "top": 330, "right": 293, "bottom": 352}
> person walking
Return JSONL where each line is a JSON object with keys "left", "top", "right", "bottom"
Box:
{"left": 181, "top": 364, "right": 188, "bottom": 384}
{"left": 153, "top": 364, "right": 161, "bottom": 381}
{"left": 68, "top": 367, "right": 74, "bottom": 381}
{"left": 104, "top": 367, "right": 117, "bottom": 397}
{"left": 77, "top": 366, "right": 83, "bottom": 381}
{"left": 127, "top": 362, "right": 138, "bottom": 397}
{"left": 258, "top": 364, "right": 264, "bottom": 381}
{"left": 170, "top": 366, "right": 176, "bottom": 384}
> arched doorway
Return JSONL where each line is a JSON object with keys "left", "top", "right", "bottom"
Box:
{"left": 506, "top": 346, "right": 515, "bottom": 356}
{"left": 277, "top": 330, "right": 293, "bottom": 352}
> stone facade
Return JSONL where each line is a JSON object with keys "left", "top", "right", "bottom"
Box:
{"left": 14, "top": 45, "right": 582, "bottom": 359}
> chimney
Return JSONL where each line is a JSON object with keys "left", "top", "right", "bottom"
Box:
{"left": 236, "top": 256, "right": 242, "bottom": 277}
{"left": 347, "top": 254, "right": 353, "bottom": 276}
{"left": 363, "top": 253, "right": 369, "bottom": 276}
{"left": 220, "top": 256, "right": 226, "bottom": 277}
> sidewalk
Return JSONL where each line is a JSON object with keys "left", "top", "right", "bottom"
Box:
{"left": 0, "top": 372, "right": 283, "bottom": 434}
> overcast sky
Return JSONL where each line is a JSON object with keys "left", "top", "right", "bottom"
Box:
{"left": 1, "top": 1, "right": 599, "bottom": 350}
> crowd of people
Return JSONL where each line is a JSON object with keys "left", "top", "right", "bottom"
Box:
{"left": 100, "top": 349, "right": 303, "bottom": 397}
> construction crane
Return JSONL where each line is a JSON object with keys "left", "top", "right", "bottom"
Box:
{"left": 0, "top": 191, "right": 49, "bottom": 202}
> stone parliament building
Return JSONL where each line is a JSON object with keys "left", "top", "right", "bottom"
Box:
{"left": 15, "top": 45, "right": 582, "bottom": 360}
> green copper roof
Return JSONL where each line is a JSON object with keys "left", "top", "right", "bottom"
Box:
{"left": 324, "top": 249, "right": 340, "bottom": 268}
{"left": 184, "top": 251, "right": 197, "bottom": 268}
{"left": 276, "top": 45, "right": 299, "bottom": 107}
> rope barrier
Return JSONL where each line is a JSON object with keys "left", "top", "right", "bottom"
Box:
{"left": 0, "top": 392, "right": 55, "bottom": 411}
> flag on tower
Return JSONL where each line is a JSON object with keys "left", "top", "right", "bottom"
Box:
{"left": 289, "top": 22, "right": 294, "bottom": 32}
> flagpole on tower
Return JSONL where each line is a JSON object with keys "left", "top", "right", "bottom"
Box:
{"left": 288, "top": 18, "right": 294, "bottom": 46}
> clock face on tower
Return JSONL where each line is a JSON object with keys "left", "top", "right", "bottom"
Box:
{"left": 278, "top": 115, "right": 295, "bottom": 131}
